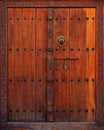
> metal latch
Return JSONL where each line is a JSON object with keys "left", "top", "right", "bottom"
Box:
{"left": 54, "top": 57, "right": 79, "bottom": 60}
{"left": 54, "top": 57, "right": 79, "bottom": 70}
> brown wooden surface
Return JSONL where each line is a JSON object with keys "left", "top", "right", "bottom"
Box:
{"left": 0, "top": 0, "right": 104, "bottom": 130}
{"left": 7, "top": 8, "right": 19, "bottom": 121}
{"left": 7, "top": 8, "right": 47, "bottom": 122}
{"left": 7, "top": 8, "right": 96, "bottom": 122}
{"left": 85, "top": 8, "right": 96, "bottom": 122}
{"left": 35, "top": 8, "right": 47, "bottom": 121}
{"left": 69, "top": 8, "right": 96, "bottom": 122}
{"left": 18, "top": 8, "right": 35, "bottom": 121}
{"left": 69, "top": 8, "right": 86, "bottom": 122}
{"left": 53, "top": 8, "right": 70, "bottom": 122}
{"left": 1, "top": 122, "right": 104, "bottom": 130}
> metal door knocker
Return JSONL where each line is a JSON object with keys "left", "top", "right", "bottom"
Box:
{"left": 57, "top": 36, "right": 66, "bottom": 46}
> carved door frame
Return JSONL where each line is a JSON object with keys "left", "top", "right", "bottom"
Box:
{"left": 0, "top": 1, "right": 104, "bottom": 130}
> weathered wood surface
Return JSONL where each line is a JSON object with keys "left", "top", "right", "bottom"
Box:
{"left": 7, "top": 8, "right": 96, "bottom": 122}
{"left": 0, "top": 0, "right": 104, "bottom": 129}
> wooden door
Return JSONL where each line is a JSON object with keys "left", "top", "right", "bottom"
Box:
{"left": 7, "top": 8, "right": 48, "bottom": 122}
{"left": 7, "top": 8, "right": 96, "bottom": 122}
{"left": 53, "top": 8, "right": 96, "bottom": 122}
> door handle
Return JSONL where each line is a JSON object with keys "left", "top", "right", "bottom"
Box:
{"left": 54, "top": 57, "right": 79, "bottom": 60}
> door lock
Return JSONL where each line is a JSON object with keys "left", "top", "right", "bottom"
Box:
{"left": 54, "top": 57, "right": 79, "bottom": 70}
{"left": 64, "top": 60, "right": 68, "bottom": 70}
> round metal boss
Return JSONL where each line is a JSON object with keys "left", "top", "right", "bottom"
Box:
{"left": 57, "top": 36, "right": 66, "bottom": 46}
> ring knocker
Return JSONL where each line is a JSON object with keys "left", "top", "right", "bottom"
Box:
{"left": 57, "top": 36, "right": 66, "bottom": 46}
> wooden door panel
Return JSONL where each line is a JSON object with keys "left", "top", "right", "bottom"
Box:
{"left": 7, "top": 8, "right": 48, "bottom": 122}
{"left": 85, "top": 8, "right": 96, "bottom": 121}
{"left": 7, "top": 7, "right": 96, "bottom": 122}
{"left": 7, "top": 8, "right": 19, "bottom": 121}
{"left": 35, "top": 8, "right": 47, "bottom": 121}
{"left": 69, "top": 8, "right": 86, "bottom": 122}
{"left": 69, "top": 8, "right": 96, "bottom": 122}
{"left": 18, "top": 8, "right": 35, "bottom": 121}
{"left": 18, "top": 9, "right": 35, "bottom": 121}
{"left": 53, "top": 8, "right": 70, "bottom": 122}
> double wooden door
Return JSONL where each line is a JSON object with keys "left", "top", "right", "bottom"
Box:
{"left": 7, "top": 8, "right": 96, "bottom": 122}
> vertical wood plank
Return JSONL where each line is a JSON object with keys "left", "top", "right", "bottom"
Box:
{"left": 18, "top": 8, "right": 35, "bottom": 121}
{"left": 7, "top": 8, "right": 19, "bottom": 121}
{"left": 69, "top": 8, "right": 86, "bottom": 121}
{"left": 35, "top": 8, "right": 47, "bottom": 121}
{"left": 30, "top": 9, "right": 36, "bottom": 121}
{"left": 53, "top": 8, "right": 70, "bottom": 122}
{"left": 85, "top": 8, "right": 96, "bottom": 121}
{"left": 18, "top": 8, "right": 23, "bottom": 121}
